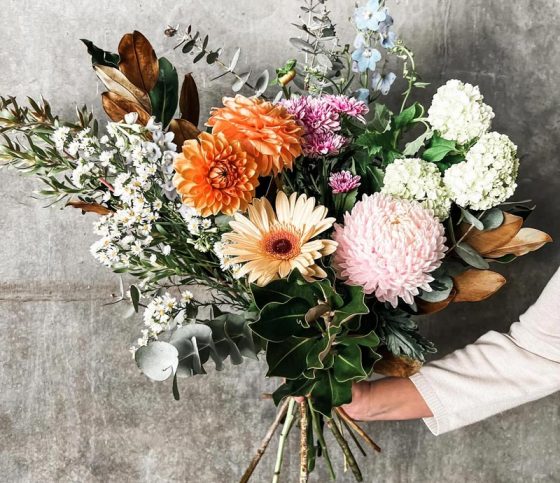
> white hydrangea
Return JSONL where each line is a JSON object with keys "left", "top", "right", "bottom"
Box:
{"left": 428, "top": 79, "right": 494, "bottom": 145}
{"left": 381, "top": 158, "right": 452, "bottom": 220}
{"left": 443, "top": 132, "right": 519, "bottom": 210}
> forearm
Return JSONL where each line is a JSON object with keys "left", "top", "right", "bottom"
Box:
{"left": 343, "top": 377, "right": 433, "bottom": 421}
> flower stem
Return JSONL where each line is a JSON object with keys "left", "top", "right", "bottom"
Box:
{"left": 239, "top": 398, "right": 290, "bottom": 483}
{"left": 299, "top": 401, "right": 309, "bottom": 483}
{"left": 309, "top": 401, "right": 336, "bottom": 480}
{"left": 272, "top": 398, "right": 297, "bottom": 483}
{"left": 335, "top": 407, "right": 381, "bottom": 453}
{"left": 327, "top": 418, "right": 363, "bottom": 482}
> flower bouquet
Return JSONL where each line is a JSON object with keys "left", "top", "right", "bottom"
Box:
{"left": 1, "top": 0, "right": 552, "bottom": 481}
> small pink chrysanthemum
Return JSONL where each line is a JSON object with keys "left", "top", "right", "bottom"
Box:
{"left": 280, "top": 95, "right": 368, "bottom": 158}
{"left": 324, "top": 95, "right": 369, "bottom": 122}
{"left": 332, "top": 193, "right": 447, "bottom": 307}
{"left": 329, "top": 171, "right": 361, "bottom": 194}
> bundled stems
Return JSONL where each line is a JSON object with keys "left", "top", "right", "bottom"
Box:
{"left": 326, "top": 419, "right": 363, "bottom": 482}
{"left": 239, "top": 398, "right": 290, "bottom": 483}
{"left": 299, "top": 401, "right": 309, "bottom": 483}
{"left": 272, "top": 398, "right": 297, "bottom": 483}
{"left": 335, "top": 408, "right": 382, "bottom": 453}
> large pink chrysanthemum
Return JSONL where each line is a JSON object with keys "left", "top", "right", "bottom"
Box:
{"left": 332, "top": 193, "right": 447, "bottom": 307}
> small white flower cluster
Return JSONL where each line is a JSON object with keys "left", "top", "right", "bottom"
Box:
{"left": 132, "top": 289, "right": 194, "bottom": 351}
{"left": 444, "top": 132, "right": 519, "bottom": 210}
{"left": 52, "top": 125, "right": 103, "bottom": 188}
{"left": 382, "top": 158, "right": 451, "bottom": 220}
{"left": 428, "top": 79, "right": 495, "bottom": 145}
{"left": 179, "top": 205, "right": 220, "bottom": 253}
{"left": 213, "top": 240, "right": 243, "bottom": 279}
{"left": 89, "top": 116, "right": 178, "bottom": 268}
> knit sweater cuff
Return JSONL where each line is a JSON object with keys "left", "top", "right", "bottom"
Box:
{"left": 409, "top": 372, "right": 449, "bottom": 435}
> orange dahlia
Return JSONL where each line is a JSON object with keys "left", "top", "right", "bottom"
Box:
{"left": 173, "top": 132, "right": 259, "bottom": 217}
{"left": 207, "top": 95, "right": 303, "bottom": 176}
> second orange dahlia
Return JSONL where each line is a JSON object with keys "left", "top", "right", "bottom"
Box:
{"left": 173, "top": 132, "right": 259, "bottom": 217}
{"left": 207, "top": 95, "right": 303, "bottom": 176}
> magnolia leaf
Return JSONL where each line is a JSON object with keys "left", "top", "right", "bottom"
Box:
{"left": 272, "top": 378, "right": 314, "bottom": 406}
{"left": 331, "top": 285, "right": 368, "bottom": 327}
{"left": 67, "top": 200, "right": 112, "bottom": 215}
{"left": 118, "top": 31, "right": 159, "bottom": 93}
{"left": 455, "top": 242, "right": 490, "bottom": 269}
{"left": 374, "top": 350, "right": 422, "bottom": 378}
{"left": 333, "top": 344, "right": 368, "bottom": 383}
{"left": 484, "top": 228, "right": 552, "bottom": 258}
{"left": 337, "top": 330, "right": 380, "bottom": 348}
{"left": 179, "top": 73, "right": 200, "bottom": 126}
{"left": 250, "top": 270, "right": 320, "bottom": 309}
{"left": 452, "top": 269, "right": 506, "bottom": 302}
{"left": 135, "top": 341, "right": 178, "bottom": 381}
{"left": 94, "top": 65, "right": 151, "bottom": 112}
{"left": 101, "top": 91, "right": 151, "bottom": 124}
{"left": 461, "top": 212, "right": 523, "bottom": 255}
{"left": 415, "top": 289, "right": 456, "bottom": 314}
{"left": 81, "top": 39, "right": 119, "bottom": 68}
{"left": 266, "top": 337, "right": 319, "bottom": 378}
{"left": 149, "top": 57, "right": 179, "bottom": 127}
{"left": 168, "top": 119, "right": 200, "bottom": 151}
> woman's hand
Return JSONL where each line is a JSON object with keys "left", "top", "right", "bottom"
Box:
{"left": 295, "top": 377, "right": 433, "bottom": 421}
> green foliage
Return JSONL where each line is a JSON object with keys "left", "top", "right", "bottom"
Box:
{"left": 455, "top": 241, "right": 490, "bottom": 269}
{"left": 376, "top": 307, "right": 436, "bottom": 362}
{"left": 80, "top": 39, "right": 119, "bottom": 68}
{"left": 149, "top": 57, "right": 178, "bottom": 127}
{"left": 422, "top": 135, "right": 459, "bottom": 162}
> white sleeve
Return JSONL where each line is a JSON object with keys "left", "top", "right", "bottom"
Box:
{"left": 409, "top": 266, "right": 560, "bottom": 435}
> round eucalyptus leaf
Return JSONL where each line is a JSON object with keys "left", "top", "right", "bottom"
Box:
{"left": 481, "top": 208, "right": 505, "bottom": 231}
{"left": 232, "top": 71, "right": 251, "bottom": 92}
{"left": 135, "top": 341, "right": 178, "bottom": 382}
{"left": 254, "top": 70, "right": 270, "bottom": 97}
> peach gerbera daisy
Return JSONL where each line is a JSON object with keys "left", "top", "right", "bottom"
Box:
{"left": 222, "top": 192, "right": 337, "bottom": 286}
{"left": 173, "top": 132, "right": 259, "bottom": 217}
{"left": 207, "top": 95, "right": 303, "bottom": 177}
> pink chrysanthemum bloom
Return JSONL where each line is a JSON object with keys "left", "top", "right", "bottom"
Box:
{"left": 324, "top": 95, "right": 369, "bottom": 122}
{"left": 332, "top": 193, "right": 447, "bottom": 307}
{"left": 280, "top": 95, "right": 368, "bottom": 158}
{"left": 329, "top": 171, "right": 361, "bottom": 194}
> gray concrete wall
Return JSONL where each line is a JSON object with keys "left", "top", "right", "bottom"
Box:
{"left": 1, "top": 1, "right": 559, "bottom": 481}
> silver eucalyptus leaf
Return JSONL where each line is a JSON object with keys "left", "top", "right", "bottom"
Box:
{"left": 229, "top": 48, "right": 241, "bottom": 71}
{"left": 232, "top": 71, "right": 251, "bottom": 92}
{"left": 254, "top": 70, "right": 270, "bottom": 97}
{"left": 135, "top": 341, "right": 179, "bottom": 382}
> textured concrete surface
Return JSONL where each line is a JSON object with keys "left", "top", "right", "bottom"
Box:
{"left": 1, "top": 0, "right": 559, "bottom": 482}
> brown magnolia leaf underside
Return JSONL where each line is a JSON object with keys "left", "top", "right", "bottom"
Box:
{"left": 462, "top": 212, "right": 523, "bottom": 255}
{"left": 94, "top": 64, "right": 151, "bottom": 112}
{"left": 415, "top": 289, "right": 457, "bottom": 315}
{"left": 374, "top": 349, "right": 422, "bottom": 378}
{"left": 67, "top": 201, "right": 112, "bottom": 215}
{"left": 118, "top": 31, "right": 159, "bottom": 93}
{"left": 485, "top": 228, "right": 553, "bottom": 258}
{"left": 169, "top": 118, "right": 200, "bottom": 151}
{"left": 453, "top": 269, "right": 506, "bottom": 302}
{"left": 179, "top": 73, "right": 200, "bottom": 126}
{"left": 102, "top": 91, "right": 151, "bottom": 125}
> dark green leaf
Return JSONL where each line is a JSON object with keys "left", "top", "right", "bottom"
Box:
{"left": 422, "top": 136, "right": 458, "bottom": 162}
{"left": 130, "top": 284, "right": 140, "bottom": 312}
{"left": 309, "top": 370, "right": 352, "bottom": 417}
{"left": 148, "top": 57, "right": 178, "bottom": 127}
{"left": 266, "top": 337, "right": 319, "bottom": 378}
{"left": 331, "top": 285, "right": 368, "bottom": 327}
{"left": 394, "top": 102, "right": 420, "bottom": 129}
{"left": 369, "top": 103, "right": 392, "bottom": 133}
{"left": 333, "top": 344, "right": 368, "bottom": 383}
{"left": 81, "top": 39, "right": 119, "bottom": 68}
{"left": 251, "top": 298, "right": 315, "bottom": 342}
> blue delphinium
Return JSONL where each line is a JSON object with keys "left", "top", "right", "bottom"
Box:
{"left": 379, "top": 14, "right": 397, "bottom": 48}
{"left": 354, "top": 0, "right": 386, "bottom": 31}
{"left": 352, "top": 46, "right": 382, "bottom": 72}
{"left": 371, "top": 71, "right": 396, "bottom": 95}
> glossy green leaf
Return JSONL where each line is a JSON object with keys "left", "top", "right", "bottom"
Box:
{"left": 148, "top": 57, "right": 178, "bottom": 127}
{"left": 81, "top": 39, "right": 119, "bottom": 68}
{"left": 266, "top": 336, "right": 319, "bottom": 378}
{"left": 331, "top": 285, "right": 369, "bottom": 327}
{"left": 251, "top": 298, "right": 315, "bottom": 342}
{"left": 130, "top": 284, "right": 140, "bottom": 312}
{"left": 422, "top": 136, "right": 458, "bottom": 162}
{"left": 333, "top": 344, "right": 368, "bottom": 383}
{"left": 309, "top": 370, "right": 352, "bottom": 417}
